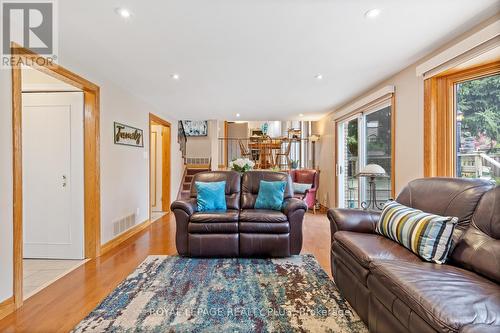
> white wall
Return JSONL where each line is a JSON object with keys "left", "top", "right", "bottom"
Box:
{"left": 0, "top": 69, "right": 184, "bottom": 303}
{"left": 185, "top": 120, "right": 218, "bottom": 160}
{"left": 100, "top": 79, "right": 183, "bottom": 243}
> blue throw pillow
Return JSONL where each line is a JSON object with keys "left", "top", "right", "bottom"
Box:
{"left": 293, "top": 182, "right": 312, "bottom": 194}
{"left": 195, "top": 181, "right": 227, "bottom": 212}
{"left": 255, "top": 180, "right": 287, "bottom": 211}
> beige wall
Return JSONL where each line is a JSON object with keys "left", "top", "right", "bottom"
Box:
{"left": 313, "top": 16, "right": 498, "bottom": 208}
{"left": 186, "top": 120, "right": 218, "bottom": 159}
{"left": 313, "top": 64, "right": 423, "bottom": 208}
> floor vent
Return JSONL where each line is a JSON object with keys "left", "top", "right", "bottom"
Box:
{"left": 113, "top": 214, "right": 136, "bottom": 236}
{"left": 186, "top": 157, "right": 210, "bottom": 165}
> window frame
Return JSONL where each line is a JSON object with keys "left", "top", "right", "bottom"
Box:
{"left": 335, "top": 95, "right": 396, "bottom": 208}
{"left": 424, "top": 60, "right": 500, "bottom": 177}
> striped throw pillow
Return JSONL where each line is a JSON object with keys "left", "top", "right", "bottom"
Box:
{"left": 376, "top": 201, "right": 458, "bottom": 264}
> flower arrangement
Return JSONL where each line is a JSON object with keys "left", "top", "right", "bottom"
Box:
{"left": 229, "top": 158, "right": 255, "bottom": 173}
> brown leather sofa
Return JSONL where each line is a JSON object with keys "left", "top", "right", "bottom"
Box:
{"left": 328, "top": 178, "right": 499, "bottom": 333}
{"left": 171, "top": 170, "right": 307, "bottom": 257}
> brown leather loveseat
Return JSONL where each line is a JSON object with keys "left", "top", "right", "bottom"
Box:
{"left": 171, "top": 170, "right": 307, "bottom": 257}
{"left": 328, "top": 178, "right": 499, "bottom": 333}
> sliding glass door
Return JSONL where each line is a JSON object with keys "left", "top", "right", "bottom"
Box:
{"left": 337, "top": 102, "right": 393, "bottom": 209}
{"left": 364, "top": 106, "right": 392, "bottom": 205}
{"left": 337, "top": 116, "right": 362, "bottom": 208}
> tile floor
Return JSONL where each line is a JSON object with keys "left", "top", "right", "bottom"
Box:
{"left": 23, "top": 259, "right": 87, "bottom": 299}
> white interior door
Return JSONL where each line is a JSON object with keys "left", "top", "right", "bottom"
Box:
{"left": 22, "top": 92, "right": 84, "bottom": 259}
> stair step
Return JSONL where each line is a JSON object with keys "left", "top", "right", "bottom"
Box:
{"left": 182, "top": 183, "right": 191, "bottom": 190}
{"left": 180, "top": 190, "right": 190, "bottom": 200}
{"left": 186, "top": 168, "right": 209, "bottom": 176}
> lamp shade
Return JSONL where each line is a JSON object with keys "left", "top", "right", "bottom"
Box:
{"left": 357, "top": 164, "right": 386, "bottom": 177}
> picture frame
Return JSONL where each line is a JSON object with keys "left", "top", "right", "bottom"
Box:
{"left": 182, "top": 120, "right": 208, "bottom": 136}
{"left": 114, "top": 122, "right": 144, "bottom": 147}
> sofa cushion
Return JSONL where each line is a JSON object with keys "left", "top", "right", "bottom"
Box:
{"left": 254, "top": 180, "right": 287, "bottom": 211}
{"left": 369, "top": 259, "right": 500, "bottom": 332}
{"left": 396, "top": 178, "right": 494, "bottom": 244}
{"left": 293, "top": 182, "right": 312, "bottom": 194}
{"left": 376, "top": 201, "right": 457, "bottom": 264}
{"left": 190, "top": 171, "right": 241, "bottom": 210}
{"left": 334, "top": 231, "right": 421, "bottom": 270}
{"left": 451, "top": 186, "right": 500, "bottom": 283}
{"left": 239, "top": 222, "right": 289, "bottom": 233}
{"left": 194, "top": 181, "right": 227, "bottom": 211}
{"left": 241, "top": 171, "right": 293, "bottom": 209}
{"left": 188, "top": 222, "right": 238, "bottom": 233}
{"left": 239, "top": 209, "right": 288, "bottom": 223}
{"left": 190, "top": 210, "right": 239, "bottom": 223}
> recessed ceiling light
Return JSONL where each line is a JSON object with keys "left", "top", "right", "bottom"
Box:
{"left": 171, "top": 74, "right": 180, "bottom": 80}
{"left": 115, "top": 8, "right": 132, "bottom": 18}
{"left": 315, "top": 74, "right": 323, "bottom": 80}
{"left": 299, "top": 113, "right": 304, "bottom": 117}
{"left": 236, "top": 113, "right": 241, "bottom": 118}
{"left": 365, "top": 8, "right": 381, "bottom": 19}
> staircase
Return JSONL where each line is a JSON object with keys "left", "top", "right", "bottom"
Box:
{"left": 176, "top": 121, "right": 212, "bottom": 200}
{"left": 179, "top": 165, "right": 211, "bottom": 200}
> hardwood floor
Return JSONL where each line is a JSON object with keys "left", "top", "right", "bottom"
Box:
{"left": 0, "top": 212, "right": 332, "bottom": 333}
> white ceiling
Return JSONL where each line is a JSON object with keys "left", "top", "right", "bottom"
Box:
{"left": 57, "top": 0, "right": 499, "bottom": 121}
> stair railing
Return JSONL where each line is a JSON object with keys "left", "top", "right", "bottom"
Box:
{"left": 178, "top": 121, "right": 187, "bottom": 160}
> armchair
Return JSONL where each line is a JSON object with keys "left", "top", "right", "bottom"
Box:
{"left": 290, "top": 169, "right": 320, "bottom": 213}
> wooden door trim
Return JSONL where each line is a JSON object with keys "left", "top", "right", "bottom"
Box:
{"left": 424, "top": 60, "right": 500, "bottom": 177}
{"left": 149, "top": 114, "right": 171, "bottom": 217}
{"left": 11, "top": 42, "right": 101, "bottom": 309}
{"left": 224, "top": 121, "right": 229, "bottom": 167}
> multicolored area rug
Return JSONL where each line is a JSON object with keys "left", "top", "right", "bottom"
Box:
{"left": 72, "top": 255, "right": 367, "bottom": 332}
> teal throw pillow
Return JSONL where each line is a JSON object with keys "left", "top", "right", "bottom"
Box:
{"left": 293, "top": 182, "right": 312, "bottom": 194}
{"left": 195, "top": 181, "right": 227, "bottom": 212}
{"left": 255, "top": 180, "right": 287, "bottom": 211}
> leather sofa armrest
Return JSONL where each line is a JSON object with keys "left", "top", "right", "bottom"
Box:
{"left": 327, "top": 208, "right": 381, "bottom": 237}
{"left": 283, "top": 197, "right": 308, "bottom": 255}
{"left": 283, "top": 197, "right": 307, "bottom": 217}
{"left": 170, "top": 198, "right": 197, "bottom": 256}
{"left": 171, "top": 198, "right": 197, "bottom": 216}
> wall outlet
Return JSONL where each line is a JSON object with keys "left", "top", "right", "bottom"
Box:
{"left": 136, "top": 208, "right": 140, "bottom": 217}
{"left": 143, "top": 151, "right": 148, "bottom": 159}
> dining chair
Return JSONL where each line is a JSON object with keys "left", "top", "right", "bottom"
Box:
{"left": 238, "top": 139, "right": 252, "bottom": 159}
{"left": 275, "top": 138, "right": 292, "bottom": 170}
{"left": 258, "top": 137, "right": 273, "bottom": 169}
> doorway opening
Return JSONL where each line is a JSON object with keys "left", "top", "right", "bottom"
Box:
{"left": 11, "top": 43, "right": 100, "bottom": 308}
{"left": 21, "top": 67, "right": 88, "bottom": 299}
{"left": 149, "top": 114, "right": 171, "bottom": 222}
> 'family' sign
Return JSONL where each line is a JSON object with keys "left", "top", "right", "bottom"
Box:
{"left": 114, "top": 122, "right": 144, "bottom": 147}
